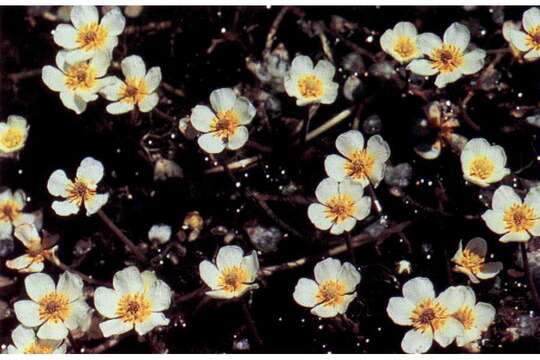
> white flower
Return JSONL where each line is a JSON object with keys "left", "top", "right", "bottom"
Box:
{"left": 460, "top": 138, "right": 510, "bottom": 188}
{"left": 386, "top": 277, "right": 465, "bottom": 353}
{"left": 396, "top": 260, "right": 412, "bottom": 275}
{"left": 451, "top": 286, "right": 495, "bottom": 347}
{"left": 408, "top": 23, "right": 486, "bottom": 88}
{"left": 7, "top": 325, "right": 66, "bottom": 354}
{"left": 0, "top": 115, "right": 29, "bottom": 154}
{"left": 324, "top": 130, "right": 391, "bottom": 188}
{"left": 199, "top": 245, "right": 259, "bottom": 299}
{"left": 451, "top": 237, "right": 502, "bottom": 284}
{"left": 148, "top": 224, "right": 172, "bottom": 244}
{"left": 284, "top": 55, "right": 339, "bottom": 106}
{"left": 0, "top": 189, "right": 36, "bottom": 239}
{"left": 293, "top": 257, "right": 360, "bottom": 318}
{"left": 481, "top": 185, "right": 540, "bottom": 243}
{"left": 52, "top": 5, "right": 125, "bottom": 64}
{"left": 507, "top": 7, "right": 540, "bottom": 61}
{"left": 100, "top": 55, "right": 162, "bottom": 114}
{"left": 47, "top": 157, "right": 109, "bottom": 216}
{"left": 6, "top": 224, "right": 59, "bottom": 273}
{"left": 380, "top": 21, "right": 421, "bottom": 63}
{"left": 308, "top": 178, "right": 371, "bottom": 235}
{"left": 42, "top": 50, "right": 114, "bottom": 114}
{"left": 94, "top": 266, "right": 172, "bottom": 337}
{"left": 190, "top": 88, "right": 255, "bottom": 154}
{"left": 14, "top": 272, "right": 90, "bottom": 340}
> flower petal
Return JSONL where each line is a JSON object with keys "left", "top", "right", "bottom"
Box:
{"left": 290, "top": 55, "right": 314, "bottom": 77}
{"left": 314, "top": 257, "right": 342, "bottom": 284}
{"left": 94, "top": 287, "right": 120, "bottom": 319}
{"left": 57, "top": 272, "right": 83, "bottom": 302}
{"left": 315, "top": 177, "right": 339, "bottom": 204}
{"left": 147, "top": 280, "right": 172, "bottom": 312}
{"left": 433, "top": 317, "right": 464, "bottom": 348}
{"left": 210, "top": 88, "right": 236, "bottom": 114}
{"left": 100, "top": 7, "right": 126, "bottom": 36}
{"left": 25, "top": 272, "right": 55, "bottom": 302}
{"left": 121, "top": 55, "right": 146, "bottom": 80}
{"left": 481, "top": 209, "right": 506, "bottom": 234}
{"left": 144, "top": 67, "right": 162, "bottom": 93}
{"left": 338, "top": 262, "right": 361, "bottom": 292}
{"left": 493, "top": 185, "right": 522, "bottom": 210}
{"left": 461, "top": 49, "right": 486, "bottom": 75}
{"left": 190, "top": 105, "right": 216, "bottom": 132}
{"left": 324, "top": 154, "right": 348, "bottom": 181}
{"left": 311, "top": 303, "right": 338, "bottom": 318}
{"left": 134, "top": 312, "right": 169, "bottom": 335}
{"left": 47, "top": 170, "right": 72, "bottom": 198}
{"left": 443, "top": 23, "right": 470, "bottom": 51}
{"left": 216, "top": 245, "right": 244, "bottom": 270}
{"left": 99, "top": 318, "right": 133, "bottom": 338}
{"left": 500, "top": 231, "right": 530, "bottom": 243}
{"left": 293, "top": 278, "right": 319, "bottom": 308}
{"left": 12, "top": 325, "right": 36, "bottom": 351}
{"left": 240, "top": 251, "right": 259, "bottom": 283}
{"left": 402, "top": 277, "right": 435, "bottom": 303}
{"left": 14, "top": 300, "right": 42, "bottom": 327}
{"left": 53, "top": 24, "right": 78, "bottom": 49}
{"left": 197, "top": 133, "right": 225, "bottom": 154}
{"left": 417, "top": 32, "right": 442, "bottom": 55}
{"left": 199, "top": 260, "right": 221, "bottom": 289}
{"left": 434, "top": 70, "right": 462, "bottom": 88}
{"left": 52, "top": 200, "right": 79, "bottom": 216}
{"left": 387, "top": 297, "right": 415, "bottom": 326}
{"left": 70, "top": 6, "right": 99, "bottom": 29}
{"left": 42, "top": 66, "right": 67, "bottom": 92}
{"left": 233, "top": 97, "right": 256, "bottom": 125}
{"left": 407, "top": 59, "right": 438, "bottom": 76}
{"left": 226, "top": 126, "right": 249, "bottom": 150}
{"left": 437, "top": 286, "right": 464, "bottom": 314}
{"left": 477, "top": 262, "right": 503, "bottom": 280}
{"left": 113, "top": 266, "right": 143, "bottom": 294}
{"left": 474, "top": 302, "right": 496, "bottom": 330}
{"left": 37, "top": 322, "right": 68, "bottom": 341}
{"left": 77, "top": 157, "right": 104, "bottom": 185}
{"left": 335, "top": 130, "right": 364, "bottom": 158}
{"left": 106, "top": 101, "right": 134, "bottom": 114}
{"left": 401, "top": 329, "right": 433, "bottom": 354}
{"left": 508, "top": 29, "right": 530, "bottom": 52}
{"left": 60, "top": 91, "right": 87, "bottom": 114}
{"left": 84, "top": 193, "right": 109, "bottom": 215}
{"left": 99, "top": 77, "right": 124, "bottom": 101}
{"left": 308, "top": 203, "right": 333, "bottom": 231}
{"left": 313, "top": 60, "right": 336, "bottom": 80}
{"left": 464, "top": 237, "right": 487, "bottom": 258}
{"left": 523, "top": 7, "right": 540, "bottom": 34}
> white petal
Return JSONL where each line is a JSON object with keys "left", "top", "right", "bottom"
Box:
{"left": 210, "top": 88, "right": 236, "bottom": 114}
{"left": 37, "top": 322, "right": 68, "bottom": 341}
{"left": 14, "top": 300, "right": 42, "bottom": 327}
{"left": 64, "top": 299, "right": 90, "bottom": 330}
{"left": 401, "top": 329, "right": 433, "bottom": 354}
{"left": 437, "top": 286, "right": 464, "bottom": 314}
{"left": 14, "top": 223, "right": 40, "bottom": 248}
{"left": 311, "top": 303, "right": 338, "bottom": 318}
{"left": 474, "top": 302, "right": 496, "bottom": 330}
{"left": 144, "top": 67, "right": 162, "bottom": 93}
{"left": 113, "top": 266, "right": 143, "bottom": 294}
{"left": 60, "top": 91, "right": 87, "bottom": 114}
{"left": 226, "top": 126, "right": 249, "bottom": 150}
{"left": 464, "top": 237, "right": 487, "bottom": 258}
{"left": 433, "top": 317, "right": 464, "bottom": 348}
{"left": 199, "top": 260, "right": 221, "bottom": 289}
{"left": 315, "top": 177, "right": 339, "bottom": 204}
{"left": 53, "top": 24, "right": 78, "bottom": 49}
{"left": 64, "top": 48, "right": 94, "bottom": 64}
{"left": 500, "top": 231, "right": 530, "bottom": 243}
{"left": 84, "top": 193, "right": 108, "bottom": 215}
{"left": 25, "top": 273, "right": 55, "bottom": 302}
{"left": 461, "top": 49, "right": 486, "bottom": 75}
{"left": 0, "top": 221, "right": 13, "bottom": 238}
{"left": 232, "top": 97, "right": 256, "bottom": 125}
{"left": 99, "top": 319, "right": 133, "bottom": 338}
{"left": 290, "top": 55, "right": 314, "bottom": 77}
{"left": 524, "top": 190, "right": 540, "bottom": 217}
{"left": 417, "top": 32, "right": 442, "bottom": 55}
{"left": 57, "top": 272, "right": 83, "bottom": 302}
{"left": 106, "top": 101, "right": 134, "bottom": 114}
{"left": 524, "top": 49, "right": 540, "bottom": 61}
{"left": 307, "top": 203, "right": 333, "bottom": 231}
{"left": 47, "top": 170, "right": 72, "bottom": 197}
{"left": 216, "top": 245, "right": 244, "bottom": 270}
{"left": 70, "top": 6, "right": 99, "bottom": 29}
{"left": 293, "top": 278, "right": 319, "bottom": 308}
{"left": 197, "top": 133, "right": 225, "bottom": 154}
{"left": 387, "top": 297, "right": 415, "bottom": 326}
{"left": 477, "top": 262, "right": 503, "bottom": 279}
{"left": 121, "top": 55, "right": 146, "bottom": 80}
{"left": 338, "top": 262, "right": 361, "bottom": 292}
{"left": 313, "top": 60, "right": 336, "bottom": 80}
{"left": 42, "top": 66, "right": 67, "bottom": 92}
{"left": 100, "top": 7, "right": 126, "bottom": 36}
{"left": 402, "top": 277, "right": 435, "bottom": 303}
{"left": 523, "top": 7, "right": 540, "bottom": 34}
{"left": 77, "top": 157, "right": 104, "bottom": 185}
{"left": 481, "top": 210, "right": 506, "bottom": 234}
{"left": 89, "top": 51, "right": 111, "bottom": 78}
{"left": 339, "top": 179, "right": 364, "bottom": 202}
{"left": 147, "top": 280, "right": 172, "bottom": 312}
{"left": 330, "top": 219, "right": 355, "bottom": 235}
{"left": 99, "top": 77, "right": 124, "bottom": 101}
{"left": 407, "top": 59, "right": 438, "bottom": 76}
{"left": 492, "top": 185, "right": 522, "bottom": 210}
{"left": 52, "top": 200, "right": 80, "bottom": 216}
{"left": 190, "top": 105, "right": 216, "bottom": 132}
{"left": 6, "top": 254, "right": 34, "bottom": 271}
{"left": 321, "top": 82, "right": 339, "bottom": 105}
{"left": 394, "top": 21, "right": 417, "bottom": 37}
{"left": 240, "top": 251, "right": 259, "bottom": 283}
{"left": 353, "top": 196, "right": 372, "bottom": 221}
{"left": 314, "top": 257, "right": 342, "bottom": 284}
{"left": 12, "top": 325, "right": 36, "bottom": 351}
{"left": 379, "top": 29, "right": 396, "bottom": 54}
{"left": 367, "top": 135, "right": 391, "bottom": 162}
{"left": 508, "top": 29, "right": 530, "bottom": 52}
{"left": 336, "top": 293, "right": 356, "bottom": 314}
{"left": 443, "top": 23, "right": 470, "bottom": 51}
{"left": 134, "top": 312, "right": 169, "bottom": 335}
{"left": 205, "top": 289, "right": 235, "bottom": 299}
{"left": 324, "top": 154, "right": 348, "bottom": 181}
{"left": 94, "top": 287, "right": 120, "bottom": 318}
{"left": 434, "top": 70, "right": 462, "bottom": 88}
{"left": 335, "top": 130, "right": 364, "bottom": 158}
{"left": 6, "top": 115, "right": 28, "bottom": 129}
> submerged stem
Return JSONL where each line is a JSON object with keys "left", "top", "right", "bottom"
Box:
{"left": 345, "top": 232, "right": 357, "bottom": 266}
{"left": 520, "top": 243, "right": 540, "bottom": 312}
{"left": 241, "top": 299, "right": 264, "bottom": 350}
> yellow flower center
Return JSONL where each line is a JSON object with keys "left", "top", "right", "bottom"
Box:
{"left": 410, "top": 298, "right": 449, "bottom": 333}
{"left": 468, "top": 156, "right": 495, "bottom": 180}
{"left": 0, "top": 200, "right": 22, "bottom": 223}
{"left": 393, "top": 36, "right": 417, "bottom": 61}
{"left": 454, "top": 248, "right": 484, "bottom": 274}
{"left": 116, "top": 293, "right": 152, "bottom": 324}
{"left": 210, "top": 109, "right": 240, "bottom": 141}
{"left": 526, "top": 26, "right": 540, "bottom": 51}
{"left": 119, "top": 78, "right": 148, "bottom": 105}
{"left": 25, "top": 342, "right": 54, "bottom": 354}
{"left": 65, "top": 63, "right": 97, "bottom": 91}
{"left": 297, "top": 74, "right": 324, "bottom": 99}
{"left": 67, "top": 180, "right": 96, "bottom": 206}
{"left": 76, "top": 22, "right": 108, "bottom": 51}
{"left": 38, "top": 292, "right": 70, "bottom": 324}
{"left": 503, "top": 203, "right": 537, "bottom": 233}
{"left": 0, "top": 127, "right": 25, "bottom": 150}
{"left": 430, "top": 44, "right": 464, "bottom": 73}
{"left": 217, "top": 266, "right": 248, "bottom": 293}
{"left": 315, "top": 280, "right": 346, "bottom": 307}
{"left": 324, "top": 194, "right": 356, "bottom": 224}
{"left": 454, "top": 305, "right": 476, "bottom": 330}
{"left": 345, "top": 149, "right": 375, "bottom": 181}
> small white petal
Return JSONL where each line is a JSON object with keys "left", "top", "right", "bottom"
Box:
{"left": 308, "top": 203, "right": 333, "bottom": 231}
{"left": 464, "top": 237, "right": 487, "bottom": 258}
{"left": 210, "top": 88, "right": 237, "bottom": 114}
{"left": 314, "top": 257, "right": 342, "bottom": 284}
{"left": 14, "top": 300, "right": 42, "bottom": 327}
{"left": 500, "top": 231, "right": 530, "bottom": 243}
{"left": 121, "top": 55, "right": 146, "bottom": 80}
{"left": 84, "top": 193, "right": 109, "bottom": 215}
{"left": 216, "top": 245, "right": 244, "bottom": 270}
{"left": 57, "top": 272, "right": 83, "bottom": 302}
{"left": 47, "top": 170, "right": 72, "bottom": 197}
{"left": 240, "top": 251, "right": 259, "bottom": 283}
{"left": 434, "top": 70, "right": 462, "bottom": 88}
{"left": 401, "top": 329, "right": 433, "bottom": 354}
{"left": 338, "top": 262, "right": 361, "bottom": 292}
{"left": 289, "top": 55, "right": 314, "bottom": 77}
{"left": 53, "top": 24, "right": 78, "bottom": 49}
{"left": 37, "top": 322, "right": 68, "bottom": 341}
{"left": 113, "top": 266, "right": 143, "bottom": 294}
{"left": 407, "top": 59, "right": 438, "bottom": 76}
{"left": 477, "top": 262, "right": 503, "bottom": 279}
{"left": 233, "top": 97, "right": 256, "bottom": 125}
{"left": 42, "top": 66, "right": 67, "bottom": 92}
{"left": 293, "top": 278, "right": 319, "bottom": 308}
{"left": 315, "top": 177, "right": 339, "bottom": 204}
{"left": 523, "top": 7, "right": 540, "bottom": 34}
{"left": 197, "top": 133, "right": 225, "bottom": 154}
{"left": 147, "top": 280, "right": 172, "bottom": 312}
{"left": 416, "top": 32, "right": 442, "bottom": 55}
{"left": 60, "top": 91, "right": 87, "bottom": 114}
{"left": 461, "top": 49, "right": 486, "bottom": 75}
{"left": 100, "top": 7, "right": 126, "bottom": 36}
{"left": 226, "top": 126, "right": 249, "bottom": 150}
{"left": 99, "top": 319, "right": 133, "bottom": 338}
{"left": 324, "top": 154, "right": 348, "bottom": 181}
{"left": 191, "top": 105, "right": 215, "bottom": 132}
{"left": 387, "top": 297, "right": 415, "bottom": 326}
{"left": 402, "top": 277, "right": 435, "bottom": 303}
{"left": 443, "top": 23, "right": 470, "bottom": 51}
{"left": 433, "top": 317, "right": 464, "bottom": 348}
{"left": 134, "top": 312, "right": 169, "bottom": 335}
{"left": 508, "top": 29, "right": 530, "bottom": 52}
{"left": 99, "top": 77, "right": 124, "bottom": 101}
{"left": 335, "top": 130, "right": 364, "bottom": 158}
{"left": 437, "top": 286, "right": 464, "bottom": 314}
{"left": 481, "top": 210, "right": 506, "bottom": 234}
{"left": 143, "top": 67, "right": 162, "bottom": 94}
{"left": 77, "top": 157, "right": 104, "bottom": 185}
{"left": 492, "top": 185, "right": 522, "bottom": 210}
{"left": 25, "top": 272, "right": 55, "bottom": 302}
{"left": 52, "top": 200, "right": 80, "bottom": 216}
{"left": 94, "top": 287, "right": 120, "bottom": 318}
{"left": 70, "top": 6, "right": 99, "bottom": 29}
{"left": 311, "top": 303, "right": 339, "bottom": 318}
{"left": 313, "top": 60, "right": 336, "bottom": 80}
{"left": 199, "top": 260, "right": 221, "bottom": 289}
{"left": 106, "top": 101, "right": 134, "bottom": 114}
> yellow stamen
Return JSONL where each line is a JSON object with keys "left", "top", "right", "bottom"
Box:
{"left": 410, "top": 298, "right": 449, "bottom": 333}
{"left": 468, "top": 156, "right": 495, "bottom": 180}
{"left": 65, "top": 63, "right": 97, "bottom": 91}
{"left": 526, "top": 26, "right": 540, "bottom": 51}
{"left": 0, "top": 199, "right": 22, "bottom": 223}
{"left": 393, "top": 36, "right": 417, "bottom": 62}
{"left": 67, "top": 180, "right": 96, "bottom": 206}
{"left": 324, "top": 194, "right": 356, "bottom": 224}
{"left": 217, "top": 266, "right": 248, "bottom": 293}
{"left": 454, "top": 248, "right": 484, "bottom": 274}
{"left": 430, "top": 44, "right": 464, "bottom": 73}
{"left": 297, "top": 74, "right": 324, "bottom": 99}
{"left": 503, "top": 204, "right": 537, "bottom": 233}
{"left": 345, "top": 149, "right": 375, "bottom": 181}
{"left": 0, "top": 127, "right": 25, "bottom": 150}
{"left": 210, "top": 109, "right": 240, "bottom": 141}
{"left": 454, "top": 305, "right": 476, "bottom": 330}
{"left": 116, "top": 293, "right": 152, "bottom": 324}
{"left": 38, "top": 293, "right": 70, "bottom": 324}
{"left": 315, "top": 280, "right": 346, "bottom": 307}
{"left": 25, "top": 342, "right": 54, "bottom": 354}
{"left": 119, "top": 78, "right": 148, "bottom": 105}
{"left": 76, "top": 22, "right": 108, "bottom": 52}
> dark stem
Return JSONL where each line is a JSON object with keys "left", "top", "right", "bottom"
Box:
{"left": 241, "top": 299, "right": 264, "bottom": 350}
{"left": 304, "top": 104, "right": 320, "bottom": 142}
{"left": 345, "top": 232, "right": 357, "bottom": 266}
{"left": 68, "top": 334, "right": 81, "bottom": 354}
{"left": 520, "top": 243, "right": 540, "bottom": 312}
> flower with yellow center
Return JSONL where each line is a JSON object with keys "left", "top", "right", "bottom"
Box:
{"left": 0, "top": 115, "right": 29, "bottom": 154}
{"left": 42, "top": 50, "right": 114, "bottom": 114}
{"left": 199, "top": 245, "right": 259, "bottom": 299}
{"left": 293, "top": 258, "right": 360, "bottom": 318}
{"left": 94, "top": 266, "right": 172, "bottom": 337}
{"left": 507, "top": 7, "right": 540, "bottom": 61}
{"left": 482, "top": 185, "right": 540, "bottom": 243}
{"left": 100, "top": 55, "right": 162, "bottom": 114}
{"left": 380, "top": 21, "right": 422, "bottom": 64}
{"left": 325, "top": 130, "right": 391, "bottom": 188}
{"left": 387, "top": 277, "right": 465, "bottom": 353}
{"left": 47, "top": 157, "right": 109, "bottom": 217}
{"left": 460, "top": 138, "right": 510, "bottom": 188}
{"left": 284, "top": 55, "right": 339, "bottom": 106}
{"left": 451, "top": 286, "right": 496, "bottom": 347}
{"left": 408, "top": 23, "right": 486, "bottom": 88}
{"left": 190, "top": 88, "right": 256, "bottom": 154}
{"left": 451, "top": 237, "right": 502, "bottom": 284}
{"left": 308, "top": 177, "right": 371, "bottom": 235}
{"left": 13, "top": 272, "right": 90, "bottom": 340}
{"left": 6, "top": 224, "right": 59, "bottom": 273}
{"left": 0, "top": 189, "right": 36, "bottom": 239}
{"left": 7, "top": 325, "right": 66, "bottom": 354}
{"left": 52, "top": 6, "right": 125, "bottom": 63}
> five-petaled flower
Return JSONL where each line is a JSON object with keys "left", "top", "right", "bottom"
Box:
{"left": 293, "top": 257, "right": 360, "bottom": 318}
{"left": 6, "top": 224, "right": 59, "bottom": 273}
{"left": 0, "top": 115, "right": 29, "bottom": 155}
{"left": 284, "top": 55, "right": 339, "bottom": 106}
{"left": 380, "top": 21, "right": 422, "bottom": 64}
{"left": 199, "top": 245, "right": 259, "bottom": 299}
{"left": 52, "top": 5, "right": 125, "bottom": 64}
{"left": 0, "top": 188, "right": 36, "bottom": 239}
{"left": 6, "top": 325, "right": 66, "bottom": 354}
{"left": 460, "top": 138, "right": 510, "bottom": 188}
{"left": 481, "top": 185, "right": 540, "bottom": 243}
{"left": 325, "top": 130, "right": 391, "bottom": 188}
{"left": 100, "top": 55, "right": 162, "bottom": 114}
{"left": 451, "top": 237, "right": 502, "bottom": 284}
{"left": 408, "top": 23, "right": 486, "bottom": 88}
{"left": 507, "top": 7, "right": 540, "bottom": 61}
{"left": 94, "top": 266, "right": 172, "bottom": 337}
{"left": 452, "top": 285, "right": 495, "bottom": 347}
{"left": 47, "top": 157, "right": 109, "bottom": 216}
{"left": 14, "top": 272, "right": 90, "bottom": 340}
{"left": 190, "top": 88, "right": 255, "bottom": 154}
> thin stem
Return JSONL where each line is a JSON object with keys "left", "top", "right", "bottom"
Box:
{"left": 345, "top": 232, "right": 357, "bottom": 266}
{"left": 241, "top": 299, "right": 264, "bottom": 350}
{"left": 521, "top": 243, "right": 540, "bottom": 312}
{"left": 304, "top": 104, "right": 320, "bottom": 142}
{"left": 85, "top": 334, "right": 129, "bottom": 354}
{"left": 49, "top": 256, "right": 109, "bottom": 286}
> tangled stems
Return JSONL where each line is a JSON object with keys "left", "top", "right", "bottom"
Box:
{"left": 241, "top": 299, "right": 264, "bottom": 350}
{"left": 520, "top": 242, "right": 540, "bottom": 313}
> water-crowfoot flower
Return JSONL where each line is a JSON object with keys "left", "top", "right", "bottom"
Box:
{"left": 481, "top": 185, "right": 540, "bottom": 243}
{"left": 293, "top": 257, "right": 360, "bottom": 318}
{"left": 47, "top": 157, "right": 109, "bottom": 216}
{"left": 42, "top": 50, "right": 114, "bottom": 114}
{"left": 507, "top": 7, "right": 540, "bottom": 61}
{"left": 460, "top": 138, "right": 510, "bottom": 188}
{"left": 13, "top": 272, "right": 90, "bottom": 340}
{"left": 6, "top": 325, "right": 66, "bottom": 354}
{"left": 100, "top": 55, "right": 162, "bottom": 114}
{"left": 386, "top": 277, "right": 465, "bottom": 353}
{"left": 5, "top": 224, "right": 59, "bottom": 273}
{"left": 452, "top": 286, "right": 495, "bottom": 347}
{"left": 190, "top": 88, "right": 255, "bottom": 154}
{"left": 284, "top": 55, "right": 339, "bottom": 106}
{"left": 0, "top": 115, "right": 29, "bottom": 155}
{"left": 451, "top": 237, "right": 503, "bottom": 284}
{"left": 324, "top": 130, "right": 391, "bottom": 188}
{"left": 396, "top": 260, "right": 412, "bottom": 275}
{"left": 408, "top": 23, "right": 486, "bottom": 88}
{"left": 308, "top": 177, "right": 371, "bottom": 235}
{"left": 0, "top": 189, "right": 36, "bottom": 239}
{"left": 199, "top": 245, "right": 259, "bottom": 299}
{"left": 52, "top": 5, "right": 125, "bottom": 64}
{"left": 94, "top": 266, "right": 172, "bottom": 337}
{"left": 148, "top": 224, "right": 172, "bottom": 245}
{"left": 380, "top": 21, "right": 421, "bottom": 64}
